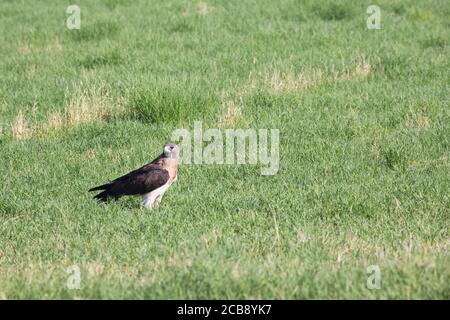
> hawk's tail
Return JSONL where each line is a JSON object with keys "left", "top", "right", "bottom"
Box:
{"left": 88, "top": 183, "right": 112, "bottom": 192}
{"left": 89, "top": 183, "right": 120, "bottom": 202}
{"left": 93, "top": 190, "right": 109, "bottom": 202}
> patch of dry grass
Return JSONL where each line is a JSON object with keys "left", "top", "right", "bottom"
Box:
{"left": 11, "top": 110, "right": 31, "bottom": 139}
{"left": 198, "top": 2, "right": 212, "bottom": 15}
{"left": 10, "top": 90, "right": 119, "bottom": 140}
{"left": 237, "top": 59, "right": 372, "bottom": 98}
{"left": 339, "top": 58, "right": 371, "bottom": 81}
{"left": 218, "top": 98, "right": 245, "bottom": 127}
{"left": 86, "top": 262, "right": 105, "bottom": 276}
{"left": 239, "top": 69, "right": 323, "bottom": 96}
{"left": 181, "top": 2, "right": 213, "bottom": 17}
{"left": 17, "top": 39, "right": 63, "bottom": 55}
{"left": 267, "top": 70, "right": 320, "bottom": 93}
{"left": 406, "top": 111, "right": 431, "bottom": 129}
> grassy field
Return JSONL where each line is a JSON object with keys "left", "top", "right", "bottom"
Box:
{"left": 0, "top": 0, "right": 449, "bottom": 299}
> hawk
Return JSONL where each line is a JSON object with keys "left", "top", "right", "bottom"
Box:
{"left": 89, "top": 143, "right": 179, "bottom": 208}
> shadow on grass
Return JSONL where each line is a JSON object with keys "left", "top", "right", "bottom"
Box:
{"left": 126, "top": 85, "right": 218, "bottom": 125}
{"left": 67, "top": 21, "right": 120, "bottom": 42}
{"left": 78, "top": 50, "right": 123, "bottom": 69}
{"left": 313, "top": 2, "right": 355, "bottom": 21}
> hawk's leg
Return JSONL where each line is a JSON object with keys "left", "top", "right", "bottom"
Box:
{"left": 142, "top": 193, "right": 155, "bottom": 209}
{"left": 142, "top": 184, "right": 168, "bottom": 209}
{"left": 153, "top": 194, "right": 164, "bottom": 208}
{"left": 142, "top": 193, "right": 164, "bottom": 209}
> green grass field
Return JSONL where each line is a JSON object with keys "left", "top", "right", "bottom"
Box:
{"left": 0, "top": 0, "right": 449, "bottom": 299}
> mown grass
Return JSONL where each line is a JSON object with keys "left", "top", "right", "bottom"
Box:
{"left": 0, "top": 0, "right": 448, "bottom": 299}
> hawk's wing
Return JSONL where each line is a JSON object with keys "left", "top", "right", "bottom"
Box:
{"left": 89, "top": 163, "right": 170, "bottom": 201}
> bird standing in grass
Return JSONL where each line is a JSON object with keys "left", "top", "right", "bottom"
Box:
{"left": 89, "top": 143, "right": 179, "bottom": 208}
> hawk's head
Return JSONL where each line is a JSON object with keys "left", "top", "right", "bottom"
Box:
{"left": 163, "top": 143, "right": 180, "bottom": 160}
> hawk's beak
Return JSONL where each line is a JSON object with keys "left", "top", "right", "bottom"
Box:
{"left": 164, "top": 145, "right": 177, "bottom": 159}
{"left": 164, "top": 147, "right": 173, "bottom": 158}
